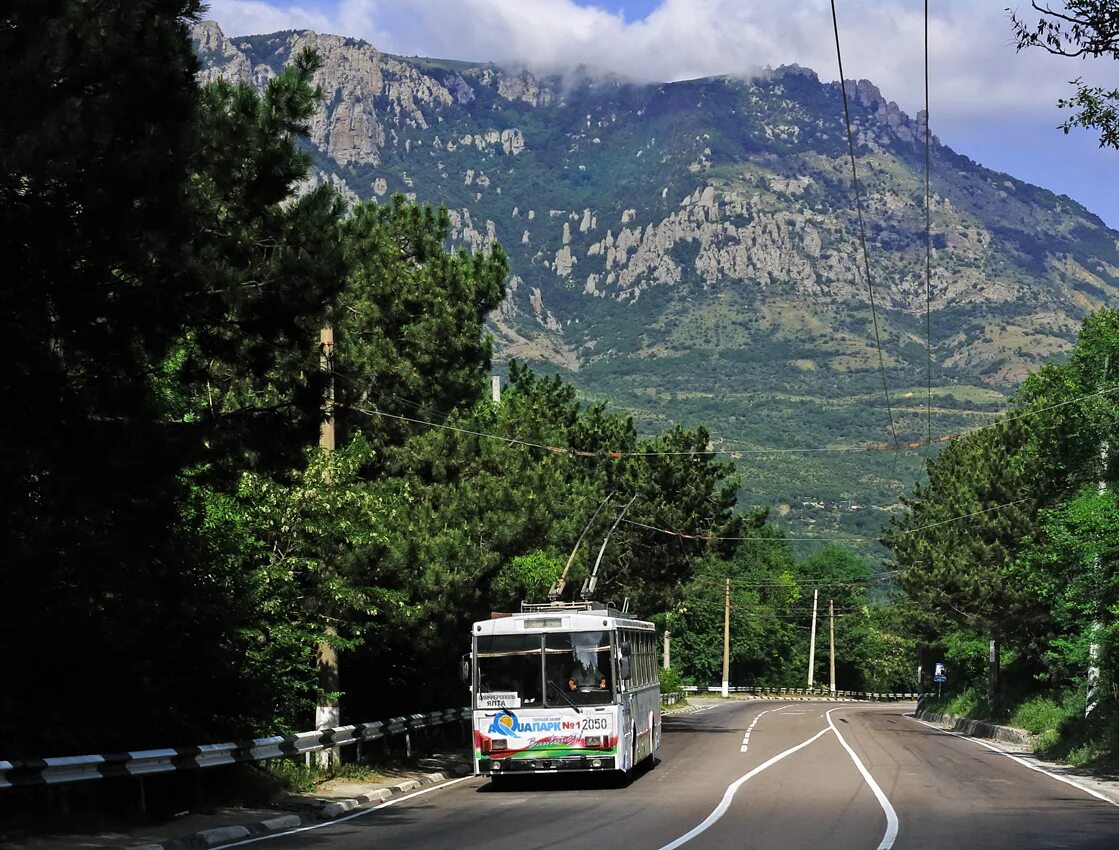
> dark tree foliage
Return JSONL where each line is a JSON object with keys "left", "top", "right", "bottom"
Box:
{"left": 1012, "top": 1, "right": 1119, "bottom": 149}
{"left": 892, "top": 309, "right": 1119, "bottom": 706}
{"left": 1, "top": 0, "right": 205, "bottom": 755}
{"left": 0, "top": 3, "right": 347, "bottom": 754}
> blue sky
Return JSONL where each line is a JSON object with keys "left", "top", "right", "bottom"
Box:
{"left": 208, "top": 1, "right": 1119, "bottom": 228}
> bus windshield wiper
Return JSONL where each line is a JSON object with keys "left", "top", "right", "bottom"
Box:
{"left": 546, "top": 680, "right": 583, "bottom": 713}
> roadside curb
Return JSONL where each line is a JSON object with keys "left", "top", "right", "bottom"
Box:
{"left": 126, "top": 765, "right": 472, "bottom": 849}
{"left": 914, "top": 709, "right": 1034, "bottom": 747}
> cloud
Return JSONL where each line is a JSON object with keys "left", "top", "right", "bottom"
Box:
{"left": 204, "top": 0, "right": 336, "bottom": 35}
{"left": 206, "top": 0, "right": 1114, "bottom": 141}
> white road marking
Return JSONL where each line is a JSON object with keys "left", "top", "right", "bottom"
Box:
{"left": 656, "top": 725, "right": 832, "bottom": 850}
{"left": 739, "top": 703, "right": 794, "bottom": 753}
{"left": 826, "top": 709, "right": 899, "bottom": 850}
{"left": 908, "top": 716, "right": 1119, "bottom": 809}
{"left": 210, "top": 776, "right": 474, "bottom": 848}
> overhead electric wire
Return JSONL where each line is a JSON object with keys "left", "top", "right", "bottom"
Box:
{"left": 829, "top": 0, "right": 901, "bottom": 452}
{"left": 621, "top": 495, "right": 1029, "bottom": 544}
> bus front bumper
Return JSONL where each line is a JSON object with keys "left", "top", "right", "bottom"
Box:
{"left": 478, "top": 755, "right": 617, "bottom": 774}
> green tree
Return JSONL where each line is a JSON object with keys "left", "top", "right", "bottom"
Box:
{"left": 1012, "top": 1, "right": 1119, "bottom": 149}
{"left": 335, "top": 196, "right": 508, "bottom": 450}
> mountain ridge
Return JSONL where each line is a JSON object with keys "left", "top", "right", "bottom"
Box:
{"left": 191, "top": 19, "right": 1119, "bottom": 535}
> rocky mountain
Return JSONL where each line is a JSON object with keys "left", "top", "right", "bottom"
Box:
{"left": 192, "top": 20, "right": 1119, "bottom": 536}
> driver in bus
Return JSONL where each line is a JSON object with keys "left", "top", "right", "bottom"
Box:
{"left": 567, "top": 663, "right": 608, "bottom": 692}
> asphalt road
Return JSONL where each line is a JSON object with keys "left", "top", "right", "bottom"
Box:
{"left": 224, "top": 701, "right": 1119, "bottom": 850}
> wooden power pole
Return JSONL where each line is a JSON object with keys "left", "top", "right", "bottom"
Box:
{"left": 829, "top": 598, "right": 836, "bottom": 694}
{"left": 316, "top": 325, "right": 340, "bottom": 767}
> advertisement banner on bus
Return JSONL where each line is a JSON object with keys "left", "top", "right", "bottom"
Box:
{"left": 474, "top": 709, "right": 616, "bottom": 759}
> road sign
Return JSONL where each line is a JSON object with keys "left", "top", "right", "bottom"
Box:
{"left": 934, "top": 674, "right": 946, "bottom": 683}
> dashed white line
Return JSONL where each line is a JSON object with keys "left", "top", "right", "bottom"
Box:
{"left": 740, "top": 703, "right": 792, "bottom": 752}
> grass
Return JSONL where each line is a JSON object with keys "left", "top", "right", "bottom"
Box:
{"left": 267, "top": 757, "right": 391, "bottom": 794}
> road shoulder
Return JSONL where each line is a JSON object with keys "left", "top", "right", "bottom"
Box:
{"left": 908, "top": 712, "right": 1119, "bottom": 807}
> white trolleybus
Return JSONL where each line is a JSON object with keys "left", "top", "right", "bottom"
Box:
{"left": 468, "top": 600, "right": 660, "bottom": 778}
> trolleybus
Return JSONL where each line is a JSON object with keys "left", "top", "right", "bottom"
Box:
{"left": 468, "top": 600, "right": 661, "bottom": 778}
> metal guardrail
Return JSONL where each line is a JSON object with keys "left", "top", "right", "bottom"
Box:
{"left": 0, "top": 708, "right": 471, "bottom": 790}
{"left": 681, "top": 686, "right": 919, "bottom": 700}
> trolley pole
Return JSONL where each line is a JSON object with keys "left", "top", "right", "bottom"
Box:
{"left": 807, "top": 589, "right": 819, "bottom": 688}
{"left": 721, "top": 578, "right": 730, "bottom": 698}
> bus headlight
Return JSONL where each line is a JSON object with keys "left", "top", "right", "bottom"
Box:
{"left": 491, "top": 738, "right": 508, "bottom": 751}
{"left": 585, "top": 735, "right": 602, "bottom": 748}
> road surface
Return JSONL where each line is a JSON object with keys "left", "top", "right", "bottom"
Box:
{"left": 221, "top": 700, "right": 1119, "bottom": 850}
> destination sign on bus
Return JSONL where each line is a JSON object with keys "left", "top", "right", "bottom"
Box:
{"left": 477, "top": 692, "right": 521, "bottom": 709}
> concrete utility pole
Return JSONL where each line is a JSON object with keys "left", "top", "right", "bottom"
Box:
{"left": 491, "top": 374, "right": 501, "bottom": 404}
{"left": 721, "top": 578, "right": 731, "bottom": 698}
{"left": 807, "top": 589, "right": 819, "bottom": 688}
{"left": 663, "top": 628, "right": 671, "bottom": 670}
{"left": 829, "top": 599, "right": 836, "bottom": 694}
{"left": 1088, "top": 354, "right": 1110, "bottom": 717}
{"left": 316, "top": 325, "right": 340, "bottom": 768}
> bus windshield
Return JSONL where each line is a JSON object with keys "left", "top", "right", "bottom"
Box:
{"left": 545, "top": 631, "right": 613, "bottom": 706}
{"left": 475, "top": 631, "right": 615, "bottom": 709}
{"left": 476, "top": 634, "right": 543, "bottom": 707}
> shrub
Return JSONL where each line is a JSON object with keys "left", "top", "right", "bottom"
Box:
{"left": 659, "top": 665, "right": 687, "bottom": 695}
{"left": 1010, "top": 698, "right": 1065, "bottom": 735}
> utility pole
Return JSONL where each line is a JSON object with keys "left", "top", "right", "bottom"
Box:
{"left": 829, "top": 599, "right": 836, "bottom": 694}
{"left": 663, "top": 628, "right": 671, "bottom": 670}
{"left": 1088, "top": 354, "right": 1110, "bottom": 717}
{"left": 807, "top": 589, "right": 819, "bottom": 688}
{"left": 491, "top": 374, "right": 501, "bottom": 404}
{"left": 721, "top": 578, "right": 731, "bottom": 699}
{"left": 988, "top": 639, "right": 999, "bottom": 710}
{"left": 316, "top": 325, "right": 340, "bottom": 767}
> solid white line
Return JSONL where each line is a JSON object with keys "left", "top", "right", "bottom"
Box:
{"left": 211, "top": 776, "right": 474, "bottom": 848}
{"left": 826, "top": 709, "right": 899, "bottom": 850}
{"left": 656, "top": 726, "right": 831, "bottom": 850}
{"left": 908, "top": 716, "right": 1119, "bottom": 809}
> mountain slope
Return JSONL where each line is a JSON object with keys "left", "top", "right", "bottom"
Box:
{"left": 192, "top": 21, "right": 1119, "bottom": 535}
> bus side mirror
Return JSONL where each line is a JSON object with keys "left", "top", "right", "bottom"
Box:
{"left": 619, "top": 657, "right": 632, "bottom": 681}
{"left": 461, "top": 654, "right": 471, "bottom": 683}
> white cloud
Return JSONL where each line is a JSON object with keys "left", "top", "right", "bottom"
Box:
{"left": 204, "top": 1, "right": 336, "bottom": 35}
{"left": 206, "top": 0, "right": 1114, "bottom": 142}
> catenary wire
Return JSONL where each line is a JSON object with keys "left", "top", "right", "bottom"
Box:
{"left": 829, "top": 0, "right": 901, "bottom": 451}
